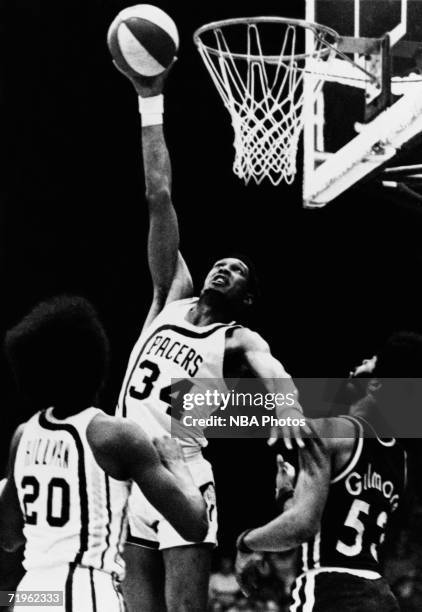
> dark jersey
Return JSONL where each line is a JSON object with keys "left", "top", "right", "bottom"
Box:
{"left": 299, "top": 416, "right": 407, "bottom": 575}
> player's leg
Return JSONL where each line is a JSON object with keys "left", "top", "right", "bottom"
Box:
{"left": 163, "top": 544, "right": 212, "bottom": 612}
{"left": 161, "top": 460, "right": 217, "bottom": 612}
{"left": 122, "top": 489, "right": 166, "bottom": 612}
{"left": 122, "top": 543, "right": 166, "bottom": 612}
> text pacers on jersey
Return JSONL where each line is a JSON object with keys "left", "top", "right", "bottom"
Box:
{"left": 145, "top": 335, "right": 203, "bottom": 376}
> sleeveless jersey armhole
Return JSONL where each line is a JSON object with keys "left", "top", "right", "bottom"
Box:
{"left": 330, "top": 416, "right": 364, "bottom": 484}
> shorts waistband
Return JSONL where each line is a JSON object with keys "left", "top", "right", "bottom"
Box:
{"left": 297, "top": 567, "right": 382, "bottom": 581}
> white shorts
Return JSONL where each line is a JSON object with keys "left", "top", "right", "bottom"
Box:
{"left": 127, "top": 457, "right": 217, "bottom": 550}
{"left": 16, "top": 564, "right": 125, "bottom": 611}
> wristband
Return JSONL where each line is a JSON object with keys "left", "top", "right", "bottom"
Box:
{"left": 138, "top": 94, "right": 164, "bottom": 127}
{"left": 236, "top": 529, "right": 254, "bottom": 553}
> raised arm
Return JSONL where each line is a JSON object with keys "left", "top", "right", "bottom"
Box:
{"left": 88, "top": 416, "right": 208, "bottom": 543}
{"left": 0, "top": 425, "right": 25, "bottom": 552}
{"left": 113, "top": 63, "right": 193, "bottom": 317}
{"left": 143, "top": 251, "right": 193, "bottom": 332}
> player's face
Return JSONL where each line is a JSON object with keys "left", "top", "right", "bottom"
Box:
{"left": 202, "top": 258, "right": 250, "bottom": 302}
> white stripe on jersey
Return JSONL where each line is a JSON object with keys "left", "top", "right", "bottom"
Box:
{"left": 331, "top": 417, "right": 364, "bottom": 483}
{"left": 14, "top": 408, "right": 130, "bottom": 578}
{"left": 289, "top": 573, "right": 315, "bottom": 612}
{"left": 313, "top": 532, "right": 321, "bottom": 568}
{"left": 301, "top": 543, "right": 309, "bottom": 573}
{"left": 290, "top": 574, "right": 304, "bottom": 612}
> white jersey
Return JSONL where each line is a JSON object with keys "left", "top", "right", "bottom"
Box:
{"left": 117, "top": 298, "right": 240, "bottom": 458}
{"left": 14, "top": 407, "right": 131, "bottom": 578}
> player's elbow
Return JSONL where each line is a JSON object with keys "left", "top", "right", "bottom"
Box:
{"left": 180, "top": 509, "right": 209, "bottom": 543}
{"left": 145, "top": 186, "right": 171, "bottom": 210}
{"left": 188, "top": 520, "right": 209, "bottom": 543}
{"left": 296, "top": 515, "right": 321, "bottom": 543}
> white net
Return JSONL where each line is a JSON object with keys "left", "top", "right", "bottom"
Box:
{"left": 194, "top": 18, "right": 338, "bottom": 186}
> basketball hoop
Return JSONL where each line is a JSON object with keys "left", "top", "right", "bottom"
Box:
{"left": 194, "top": 17, "right": 340, "bottom": 185}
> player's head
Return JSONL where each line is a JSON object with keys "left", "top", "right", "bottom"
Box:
{"left": 368, "top": 331, "right": 422, "bottom": 434}
{"left": 4, "top": 295, "right": 110, "bottom": 413}
{"left": 374, "top": 331, "right": 422, "bottom": 377}
{"left": 201, "top": 253, "right": 260, "bottom": 318}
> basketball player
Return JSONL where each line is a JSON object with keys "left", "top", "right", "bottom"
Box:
{"left": 235, "top": 434, "right": 330, "bottom": 598}
{"left": 112, "top": 61, "right": 305, "bottom": 611}
{"left": 0, "top": 295, "right": 208, "bottom": 611}
{"left": 235, "top": 332, "right": 418, "bottom": 611}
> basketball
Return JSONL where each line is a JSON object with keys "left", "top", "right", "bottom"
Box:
{"left": 107, "top": 5, "right": 179, "bottom": 78}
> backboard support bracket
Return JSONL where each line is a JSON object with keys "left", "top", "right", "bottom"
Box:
{"left": 303, "top": 82, "right": 422, "bottom": 207}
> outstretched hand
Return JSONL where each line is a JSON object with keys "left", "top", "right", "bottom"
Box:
{"left": 267, "top": 406, "right": 312, "bottom": 450}
{"left": 112, "top": 59, "right": 176, "bottom": 97}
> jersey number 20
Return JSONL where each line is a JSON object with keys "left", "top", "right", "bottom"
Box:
{"left": 21, "top": 476, "right": 70, "bottom": 527}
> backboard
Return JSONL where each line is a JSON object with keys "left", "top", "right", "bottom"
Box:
{"left": 303, "top": 0, "right": 422, "bottom": 207}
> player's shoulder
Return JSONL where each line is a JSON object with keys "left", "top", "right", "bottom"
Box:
{"left": 313, "top": 416, "right": 358, "bottom": 454}
{"left": 228, "top": 327, "right": 269, "bottom": 352}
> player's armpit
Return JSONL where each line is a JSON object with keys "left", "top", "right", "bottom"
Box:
{"left": 165, "top": 252, "right": 193, "bottom": 304}
{"left": 142, "top": 252, "right": 194, "bottom": 332}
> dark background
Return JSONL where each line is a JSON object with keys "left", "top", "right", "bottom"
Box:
{"left": 1, "top": 0, "right": 422, "bottom": 552}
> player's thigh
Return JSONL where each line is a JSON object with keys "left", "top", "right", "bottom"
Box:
{"left": 163, "top": 544, "right": 212, "bottom": 612}
{"left": 122, "top": 544, "right": 165, "bottom": 612}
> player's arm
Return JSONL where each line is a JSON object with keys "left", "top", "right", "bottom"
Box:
{"left": 114, "top": 64, "right": 193, "bottom": 318}
{"left": 0, "top": 425, "right": 25, "bottom": 552}
{"left": 238, "top": 434, "right": 330, "bottom": 554}
{"left": 142, "top": 251, "right": 194, "bottom": 331}
{"left": 235, "top": 435, "right": 330, "bottom": 596}
{"left": 165, "top": 252, "right": 193, "bottom": 304}
{"left": 89, "top": 417, "right": 208, "bottom": 542}
{"left": 232, "top": 328, "right": 307, "bottom": 448}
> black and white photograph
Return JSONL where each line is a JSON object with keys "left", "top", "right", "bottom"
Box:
{"left": 1, "top": 1, "right": 422, "bottom": 610}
